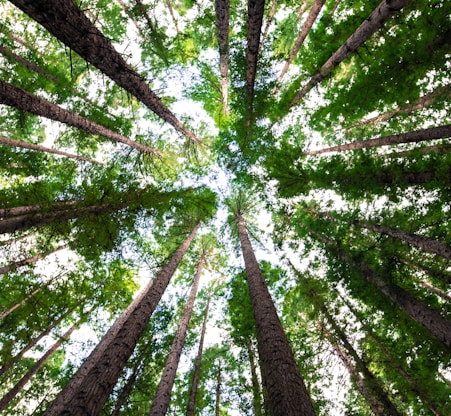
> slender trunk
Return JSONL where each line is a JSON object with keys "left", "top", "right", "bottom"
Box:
{"left": 396, "top": 256, "right": 451, "bottom": 285}
{"left": 9, "top": 0, "right": 200, "bottom": 144}
{"left": 317, "top": 233, "right": 451, "bottom": 349}
{"left": 186, "top": 295, "right": 210, "bottom": 416}
{"left": 0, "top": 303, "right": 80, "bottom": 377}
{"left": 0, "top": 200, "right": 79, "bottom": 219}
{"left": 0, "top": 319, "right": 80, "bottom": 413}
{"left": 347, "top": 84, "right": 451, "bottom": 130}
{"left": 419, "top": 281, "right": 451, "bottom": 302}
{"left": 165, "top": 0, "right": 179, "bottom": 34}
{"left": 0, "top": 244, "right": 67, "bottom": 275}
{"left": 44, "top": 222, "right": 200, "bottom": 416}
{"left": 215, "top": 0, "right": 230, "bottom": 115}
{"left": 0, "top": 135, "right": 104, "bottom": 164}
{"left": 306, "top": 124, "right": 451, "bottom": 155}
{"left": 356, "top": 221, "right": 451, "bottom": 260}
{"left": 321, "top": 305, "right": 400, "bottom": 416}
{"left": 259, "top": 0, "right": 278, "bottom": 55}
{"left": 340, "top": 294, "right": 444, "bottom": 416}
{"left": 236, "top": 211, "right": 316, "bottom": 416}
{"left": 246, "top": 339, "right": 263, "bottom": 416}
{"left": 215, "top": 362, "right": 222, "bottom": 416}
{"left": 0, "top": 80, "right": 161, "bottom": 155}
{"left": 273, "top": 0, "right": 326, "bottom": 91}
{"left": 290, "top": 0, "right": 410, "bottom": 107}
{"left": 148, "top": 256, "right": 204, "bottom": 416}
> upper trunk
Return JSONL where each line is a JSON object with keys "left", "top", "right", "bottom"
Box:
{"left": 236, "top": 211, "right": 316, "bottom": 416}
{"left": 215, "top": 0, "right": 231, "bottom": 115}
{"left": 289, "top": 0, "right": 410, "bottom": 107}
{"left": 148, "top": 257, "right": 204, "bottom": 416}
{"left": 43, "top": 222, "right": 200, "bottom": 416}
{"left": 259, "top": 0, "right": 278, "bottom": 55}
{"left": 9, "top": 0, "right": 200, "bottom": 144}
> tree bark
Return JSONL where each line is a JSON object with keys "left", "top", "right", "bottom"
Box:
{"left": 148, "top": 256, "right": 204, "bottom": 416}
{"left": 186, "top": 295, "right": 210, "bottom": 416}
{"left": 290, "top": 0, "right": 410, "bottom": 107}
{"left": 236, "top": 211, "right": 316, "bottom": 416}
{"left": 0, "top": 320, "right": 80, "bottom": 413}
{"left": 306, "top": 124, "right": 451, "bottom": 155}
{"left": 0, "top": 244, "right": 67, "bottom": 275}
{"left": 0, "top": 80, "right": 161, "bottom": 155}
{"left": 215, "top": 0, "right": 230, "bottom": 115}
{"left": 259, "top": 0, "right": 278, "bottom": 55}
{"left": 215, "top": 362, "right": 222, "bottom": 416}
{"left": 43, "top": 222, "right": 200, "bottom": 416}
{"left": 273, "top": 0, "right": 326, "bottom": 90}
{"left": 164, "top": 0, "right": 180, "bottom": 34}
{"left": 0, "top": 135, "right": 104, "bottom": 164}
{"left": 8, "top": 0, "right": 200, "bottom": 144}
{"left": 246, "top": 339, "right": 264, "bottom": 416}
{"left": 0, "top": 200, "right": 79, "bottom": 219}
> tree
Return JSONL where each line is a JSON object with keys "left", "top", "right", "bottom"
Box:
{"left": 215, "top": 0, "right": 231, "bottom": 115}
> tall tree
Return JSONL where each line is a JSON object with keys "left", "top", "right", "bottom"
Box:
{"left": 215, "top": 0, "right": 230, "bottom": 115}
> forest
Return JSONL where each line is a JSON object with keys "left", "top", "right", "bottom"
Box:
{"left": 0, "top": 0, "right": 450, "bottom": 415}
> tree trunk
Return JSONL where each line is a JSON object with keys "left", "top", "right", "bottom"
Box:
{"left": 164, "top": 0, "right": 180, "bottom": 34}
{"left": 347, "top": 84, "right": 451, "bottom": 130}
{"left": 340, "top": 294, "right": 444, "bottom": 416}
{"left": 215, "top": 362, "right": 222, "bottom": 416}
{"left": 0, "top": 319, "right": 80, "bottom": 413}
{"left": 0, "top": 244, "right": 67, "bottom": 275}
{"left": 0, "top": 200, "right": 79, "bottom": 219}
{"left": 290, "top": 0, "right": 410, "bottom": 107}
{"left": 9, "top": 0, "right": 200, "bottom": 144}
{"left": 0, "top": 80, "right": 161, "bottom": 155}
{"left": 0, "top": 303, "right": 80, "bottom": 378}
{"left": 235, "top": 211, "right": 316, "bottom": 416}
{"left": 215, "top": 0, "right": 230, "bottom": 115}
{"left": 43, "top": 222, "right": 200, "bottom": 416}
{"left": 246, "top": 0, "right": 265, "bottom": 111}
{"left": 259, "top": 0, "right": 278, "bottom": 55}
{"left": 419, "top": 281, "right": 451, "bottom": 303}
{"left": 320, "top": 305, "right": 400, "bottom": 416}
{"left": 186, "top": 295, "right": 210, "bottom": 416}
{"left": 355, "top": 221, "right": 451, "bottom": 260}
{"left": 306, "top": 124, "right": 451, "bottom": 155}
{"left": 148, "top": 256, "right": 204, "bottom": 416}
{"left": 246, "top": 339, "right": 264, "bottom": 416}
{"left": 273, "top": 0, "right": 326, "bottom": 90}
{"left": 0, "top": 135, "right": 104, "bottom": 164}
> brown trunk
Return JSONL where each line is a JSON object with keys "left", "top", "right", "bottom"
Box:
{"left": 419, "top": 281, "right": 451, "bottom": 302}
{"left": 290, "top": 0, "right": 410, "bottom": 107}
{"left": 165, "top": 0, "right": 180, "bottom": 34}
{"left": 246, "top": 339, "right": 263, "bottom": 416}
{"left": 43, "top": 222, "right": 200, "bottom": 416}
{"left": 186, "top": 295, "right": 210, "bottom": 416}
{"left": 215, "top": 0, "right": 230, "bottom": 115}
{"left": 0, "top": 319, "right": 80, "bottom": 413}
{"left": 0, "top": 303, "right": 80, "bottom": 378}
{"left": 321, "top": 305, "right": 400, "bottom": 416}
{"left": 259, "top": 0, "right": 278, "bottom": 55}
{"left": 236, "top": 211, "right": 316, "bottom": 416}
{"left": 0, "top": 244, "right": 67, "bottom": 275}
{"left": 0, "top": 80, "right": 161, "bottom": 155}
{"left": 340, "top": 294, "right": 444, "bottom": 416}
{"left": 246, "top": 0, "right": 265, "bottom": 111}
{"left": 274, "top": 0, "right": 326, "bottom": 90}
{"left": 148, "top": 257, "right": 204, "bottom": 416}
{"left": 356, "top": 221, "right": 451, "bottom": 260}
{"left": 306, "top": 124, "right": 451, "bottom": 155}
{"left": 9, "top": 0, "right": 200, "bottom": 144}
{"left": 215, "top": 362, "right": 222, "bottom": 416}
{"left": 0, "top": 200, "right": 79, "bottom": 219}
{"left": 0, "top": 135, "right": 104, "bottom": 164}
{"left": 347, "top": 84, "right": 451, "bottom": 130}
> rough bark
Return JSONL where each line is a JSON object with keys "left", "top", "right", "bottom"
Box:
{"left": 0, "top": 80, "right": 161, "bottom": 155}
{"left": 290, "top": 0, "right": 410, "bottom": 107}
{"left": 0, "top": 200, "right": 79, "bottom": 219}
{"left": 236, "top": 211, "right": 316, "bottom": 416}
{"left": 186, "top": 295, "right": 210, "bottom": 416}
{"left": 0, "top": 320, "right": 80, "bottom": 413}
{"left": 0, "top": 244, "right": 67, "bottom": 275}
{"left": 9, "top": 0, "right": 200, "bottom": 144}
{"left": 273, "top": 0, "right": 326, "bottom": 90}
{"left": 43, "top": 222, "right": 200, "bottom": 416}
{"left": 215, "top": 0, "right": 230, "bottom": 115}
{"left": 0, "top": 135, "right": 104, "bottom": 164}
{"left": 356, "top": 221, "right": 451, "bottom": 260}
{"left": 306, "top": 124, "right": 451, "bottom": 155}
{"left": 148, "top": 257, "right": 204, "bottom": 416}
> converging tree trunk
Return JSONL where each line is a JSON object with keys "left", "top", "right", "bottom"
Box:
{"left": 186, "top": 295, "right": 210, "bottom": 416}
{"left": 306, "top": 124, "right": 451, "bottom": 155}
{"left": 215, "top": 0, "right": 230, "bottom": 115}
{"left": 289, "top": 0, "right": 410, "bottom": 108}
{"left": 259, "top": 0, "right": 278, "bottom": 55}
{"left": 148, "top": 256, "right": 204, "bottom": 416}
{"left": 246, "top": 339, "right": 264, "bottom": 416}
{"left": 0, "top": 80, "right": 161, "bottom": 155}
{"left": 9, "top": 0, "right": 200, "bottom": 144}
{"left": 215, "top": 361, "right": 222, "bottom": 416}
{"left": 43, "top": 222, "right": 201, "bottom": 416}
{"left": 235, "top": 211, "right": 316, "bottom": 416}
